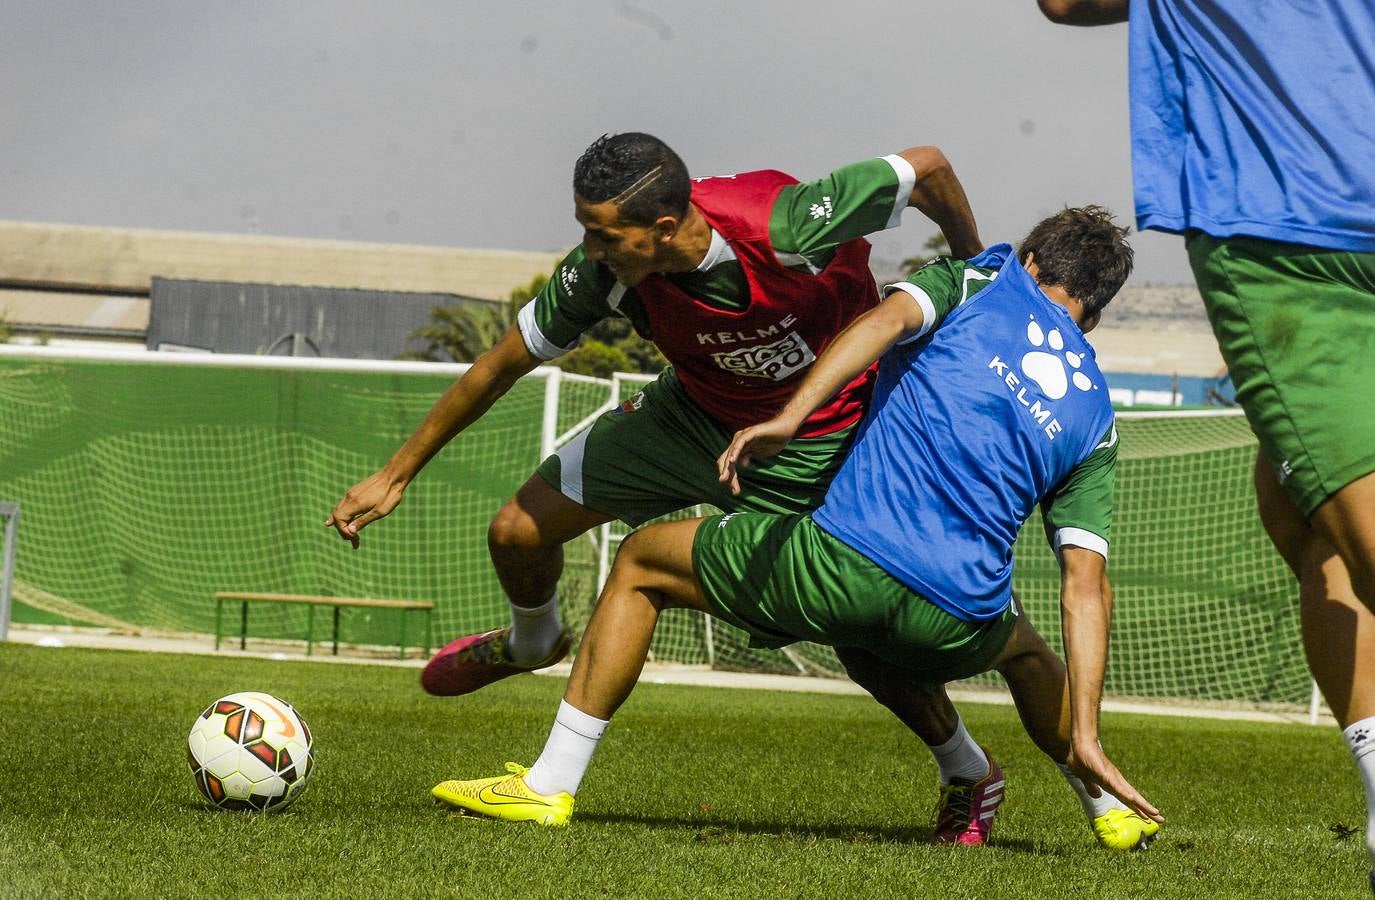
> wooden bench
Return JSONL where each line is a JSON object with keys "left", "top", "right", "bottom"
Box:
{"left": 214, "top": 592, "right": 435, "bottom": 660}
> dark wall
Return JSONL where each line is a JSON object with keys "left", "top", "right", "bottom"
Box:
{"left": 148, "top": 278, "right": 495, "bottom": 358}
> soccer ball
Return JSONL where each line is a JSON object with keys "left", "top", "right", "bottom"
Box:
{"left": 186, "top": 691, "right": 315, "bottom": 811}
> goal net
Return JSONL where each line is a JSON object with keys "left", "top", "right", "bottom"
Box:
{"left": 0, "top": 348, "right": 1308, "bottom": 709}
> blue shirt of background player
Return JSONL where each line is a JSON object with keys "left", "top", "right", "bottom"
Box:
{"left": 1129, "top": 0, "right": 1375, "bottom": 251}
{"left": 812, "top": 244, "right": 1116, "bottom": 622}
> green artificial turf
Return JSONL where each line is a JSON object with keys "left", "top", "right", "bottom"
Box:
{"left": 0, "top": 643, "right": 1366, "bottom": 899}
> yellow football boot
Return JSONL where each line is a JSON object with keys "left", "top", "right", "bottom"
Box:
{"left": 432, "top": 762, "right": 574, "bottom": 826}
{"left": 1092, "top": 807, "right": 1160, "bottom": 851}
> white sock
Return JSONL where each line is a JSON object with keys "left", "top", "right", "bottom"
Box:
{"left": 927, "top": 716, "right": 989, "bottom": 785}
{"left": 524, "top": 700, "right": 609, "bottom": 797}
{"left": 1058, "top": 763, "right": 1126, "bottom": 820}
{"left": 506, "top": 592, "right": 563, "bottom": 665}
{"left": 1342, "top": 716, "right": 1375, "bottom": 865}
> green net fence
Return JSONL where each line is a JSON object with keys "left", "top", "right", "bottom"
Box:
{"left": 0, "top": 351, "right": 604, "bottom": 650}
{"left": 0, "top": 350, "right": 1307, "bottom": 708}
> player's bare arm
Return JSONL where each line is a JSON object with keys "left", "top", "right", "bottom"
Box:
{"left": 716, "top": 290, "right": 925, "bottom": 494}
{"left": 1059, "top": 546, "right": 1110, "bottom": 751}
{"left": 326, "top": 324, "right": 541, "bottom": 548}
{"left": 1058, "top": 545, "right": 1163, "bottom": 823}
{"left": 1037, "top": 0, "right": 1129, "bottom": 26}
{"left": 896, "top": 146, "right": 983, "bottom": 259}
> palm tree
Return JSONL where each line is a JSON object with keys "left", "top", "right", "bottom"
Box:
{"left": 400, "top": 270, "right": 666, "bottom": 375}
{"left": 401, "top": 274, "right": 540, "bottom": 363}
{"left": 404, "top": 301, "right": 515, "bottom": 363}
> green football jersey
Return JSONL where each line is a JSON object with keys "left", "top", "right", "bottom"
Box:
{"left": 1041, "top": 423, "right": 1116, "bottom": 558}
{"left": 886, "top": 256, "right": 999, "bottom": 341}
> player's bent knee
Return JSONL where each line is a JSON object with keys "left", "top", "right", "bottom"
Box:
{"left": 834, "top": 647, "right": 912, "bottom": 706}
{"left": 615, "top": 523, "right": 689, "bottom": 567}
{"left": 487, "top": 499, "right": 548, "bottom": 554}
{"left": 834, "top": 647, "right": 885, "bottom": 694}
{"left": 608, "top": 525, "right": 711, "bottom": 614}
{"left": 601, "top": 529, "right": 648, "bottom": 579}
{"left": 611, "top": 529, "right": 675, "bottom": 586}
{"left": 614, "top": 527, "right": 651, "bottom": 563}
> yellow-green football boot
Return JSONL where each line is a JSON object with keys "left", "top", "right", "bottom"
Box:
{"left": 1092, "top": 808, "right": 1160, "bottom": 850}
{"left": 432, "top": 762, "right": 573, "bottom": 826}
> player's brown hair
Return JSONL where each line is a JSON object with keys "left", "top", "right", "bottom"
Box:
{"left": 1018, "top": 206, "right": 1133, "bottom": 316}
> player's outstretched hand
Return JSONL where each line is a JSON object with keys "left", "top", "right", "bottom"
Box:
{"left": 1067, "top": 738, "right": 1164, "bottom": 825}
{"left": 324, "top": 470, "right": 406, "bottom": 549}
{"left": 717, "top": 418, "right": 799, "bottom": 496}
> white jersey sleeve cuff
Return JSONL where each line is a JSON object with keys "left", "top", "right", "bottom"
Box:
{"left": 880, "top": 154, "right": 917, "bottom": 230}
{"left": 885, "top": 282, "right": 937, "bottom": 344}
{"left": 517, "top": 300, "right": 577, "bottom": 360}
{"left": 1054, "top": 527, "right": 1109, "bottom": 561}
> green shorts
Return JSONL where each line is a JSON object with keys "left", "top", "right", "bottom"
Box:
{"left": 1189, "top": 233, "right": 1375, "bottom": 515}
{"left": 537, "top": 369, "right": 856, "bottom": 527}
{"left": 692, "top": 512, "right": 1017, "bottom": 682}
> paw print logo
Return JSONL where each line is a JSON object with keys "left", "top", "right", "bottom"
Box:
{"left": 1020, "top": 315, "right": 1095, "bottom": 400}
{"left": 559, "top": 265, "right": 579, "bottom": 293}
{"left": 1352, "top": 727, "right": 1370, "bottom": 746}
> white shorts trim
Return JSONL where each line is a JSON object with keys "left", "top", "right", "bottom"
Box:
{"left": 550, "top": 426, "right": 590, "bottom": 505}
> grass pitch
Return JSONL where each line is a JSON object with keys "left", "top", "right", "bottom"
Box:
{"left": 0, "top": 643, "right": 1365, "bottom": 899}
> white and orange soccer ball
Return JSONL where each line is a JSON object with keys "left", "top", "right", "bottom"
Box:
{"left": 186, "top": 691, "right": 315, "bottom": 811}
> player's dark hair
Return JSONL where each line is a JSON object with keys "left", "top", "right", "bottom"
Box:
{"left": 573, "top": 133, "right": 691, "bottom": 226}
{"left": 1018, "top": 206, "right": 1133, "bottom": 316}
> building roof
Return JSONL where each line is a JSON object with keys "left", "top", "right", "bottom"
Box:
{"left": 0, "top": 219, "right": 563, "bottom": 299}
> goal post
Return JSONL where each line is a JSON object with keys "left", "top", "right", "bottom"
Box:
{"left": 0, "top": 502, "right": 17, "bottom": 641}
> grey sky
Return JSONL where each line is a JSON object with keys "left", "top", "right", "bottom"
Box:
{"left": 2, "top": 1, "right": 1192, "bottom": 284}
